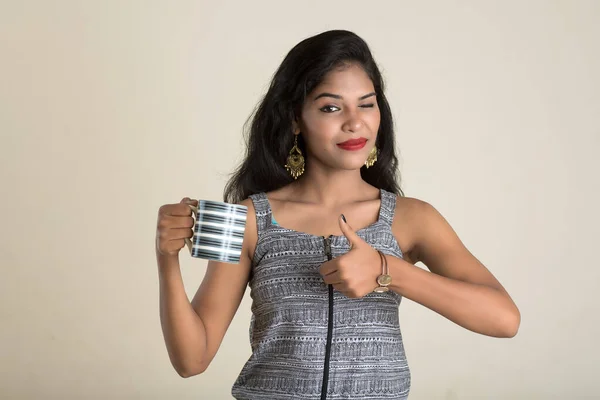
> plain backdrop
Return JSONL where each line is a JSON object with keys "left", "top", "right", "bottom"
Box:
{"left": 1, "top": 1, "right": 599, "bottom": 399}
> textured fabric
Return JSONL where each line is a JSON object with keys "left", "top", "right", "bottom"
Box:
{"left": 231, "top": 189, "right": 411, "bottom": 400}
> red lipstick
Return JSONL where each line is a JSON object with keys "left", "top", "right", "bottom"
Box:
{"left": 337, "top": 138, "right": 367, "bottom": 151}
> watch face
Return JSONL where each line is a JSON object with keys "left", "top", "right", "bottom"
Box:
{"left": 377, "top": 274, "right": 392, "bottom": 286}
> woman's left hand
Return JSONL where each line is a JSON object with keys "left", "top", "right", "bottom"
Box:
{"left": 319, "top": 215, "right": 382, "bottom": 298}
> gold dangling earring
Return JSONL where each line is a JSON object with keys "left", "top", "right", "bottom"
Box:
{"left": 285, "top": 135, "right": 305, "bottom": 179}
{"left": 365, "top": 145, "right": 378, "bottom": 168}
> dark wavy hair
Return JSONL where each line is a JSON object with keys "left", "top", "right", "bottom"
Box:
{"left": 223, "top": 30, "right": 403, "bottom": 203}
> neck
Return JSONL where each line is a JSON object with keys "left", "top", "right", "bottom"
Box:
{"left": 289, "top": 164, "right": 374, "bottom": 207}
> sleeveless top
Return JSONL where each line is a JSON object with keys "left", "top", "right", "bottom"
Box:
{"left": 231, "top": 189, "right": 411, "bottom": 400}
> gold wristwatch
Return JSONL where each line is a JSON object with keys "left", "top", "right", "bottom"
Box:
{"left": 373, "top": 250, "right": 392, "bottom": 293}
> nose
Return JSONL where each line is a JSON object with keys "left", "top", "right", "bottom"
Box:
{"left": 341, "top": 110, "right": 364, "bottom": 133}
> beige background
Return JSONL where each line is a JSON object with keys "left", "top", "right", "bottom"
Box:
{"left": 1, "top": 1, "right": 599, "bottom": 399}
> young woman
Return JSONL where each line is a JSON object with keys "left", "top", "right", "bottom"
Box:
{"left": 155, "top": 30, "right": 520, "bottom": 400}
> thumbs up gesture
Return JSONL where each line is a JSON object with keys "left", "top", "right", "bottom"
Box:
{"left": 319, "top": 215, "right": 382, "bottom": 298}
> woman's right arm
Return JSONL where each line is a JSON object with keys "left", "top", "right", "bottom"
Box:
{"left": 156, "top": 197, "right": 256, "bottom": 378}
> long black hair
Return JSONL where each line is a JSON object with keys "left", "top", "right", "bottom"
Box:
{"left": 223, "top": 30, "right": 403, "bottom": 204}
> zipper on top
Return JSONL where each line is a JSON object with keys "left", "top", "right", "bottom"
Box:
{"left": 321, "top": 235, "right": 334, "bottom": 400}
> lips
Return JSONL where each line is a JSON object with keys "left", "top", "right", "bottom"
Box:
{"left": 337, "top": 138, "right": 368, "bottom": 151}
{"left": 338, "top": 138, "right": 367, "bottom": 146}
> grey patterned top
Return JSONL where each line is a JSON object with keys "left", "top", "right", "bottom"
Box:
{"left": 231, "top": 188, "right": 411, "bottom": 400}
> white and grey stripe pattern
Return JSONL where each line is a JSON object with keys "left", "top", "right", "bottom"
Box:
{"left": 190, "top": 201, "right": 247, "bottom": 263}
{"left": 231, "top": 189, "right": 411, "bottom": 400}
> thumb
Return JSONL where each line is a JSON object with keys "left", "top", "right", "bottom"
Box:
{"left": 339, "top": 214, "right": 363, "bottom": 249}
{"left": 180, "top": 197, "right": 198, "bottom": 206}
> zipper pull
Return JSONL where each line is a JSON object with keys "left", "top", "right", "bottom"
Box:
{"left": 323, "top": 235, "right": 332, "bottom": 260}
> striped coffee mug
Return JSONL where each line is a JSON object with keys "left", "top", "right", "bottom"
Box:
{"left": 184, "top": 200, "right": 248, "bottom": 264}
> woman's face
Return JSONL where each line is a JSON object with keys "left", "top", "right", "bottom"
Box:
{"left": 294, "top": 63, "right": 381, "bottom": 171}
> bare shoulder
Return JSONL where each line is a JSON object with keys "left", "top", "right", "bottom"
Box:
{"left": 391, "top": 196, "right": 444, "bottom": 264}
{"left": 394, "top": 195, "right": 431, "bottom": 213}
{"left": 394, "top": 195, "right": 444, "bottom": 224}
{"left": 393, "top": 195, "right": 478, "bottom": 270}
{"left": 392, "top": 195, "right": 514, "bottom": 299}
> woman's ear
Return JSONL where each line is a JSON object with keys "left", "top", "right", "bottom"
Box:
{"left": 292, "top": 119, "right": 301, "bottom": 135}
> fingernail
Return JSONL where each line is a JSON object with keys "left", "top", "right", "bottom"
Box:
{"left": 341, "top": 214, "right": 347, "bottom": 223}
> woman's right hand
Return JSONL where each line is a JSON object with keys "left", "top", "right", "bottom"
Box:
{"left": 156, "top": 197, "right": 198, "bottom": 257}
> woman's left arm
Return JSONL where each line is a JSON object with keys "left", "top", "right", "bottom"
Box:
{"left": 389, "top": 199, "right": 520, "bottom": 338}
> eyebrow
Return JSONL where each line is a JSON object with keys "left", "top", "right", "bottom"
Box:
{"left": 313, "top": 92, "right": 377, "bottom": 101}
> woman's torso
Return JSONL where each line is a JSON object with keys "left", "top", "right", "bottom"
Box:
{"left": 231, "top": 188, "right": 412, "bottom": 400}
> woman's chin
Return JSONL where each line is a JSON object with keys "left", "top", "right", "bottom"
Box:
{"left": 335, "top": 160, "right": 369, "bottom": 171}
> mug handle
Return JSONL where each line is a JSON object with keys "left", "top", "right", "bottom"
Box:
{"left": 184, "top": 204, "right": 198, "bottom": 254}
